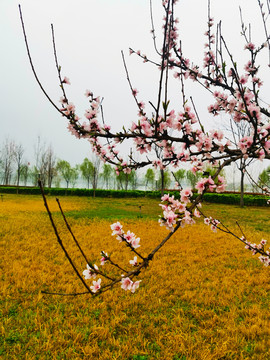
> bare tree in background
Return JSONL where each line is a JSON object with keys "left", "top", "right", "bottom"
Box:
{"left": 0, "top": 139, "right": 15, "bottom": 185}
{"left": 13, "top": 143, "right": 25, "bottom": 192}
{"left": 46, "top": 145, "right": 57, "bottom": 188}
{"left": 228, "top": 118, "right": 254, "bottom": 206}
{"left": 32, "top": 138, "right": 57, "bottom": 187}
{"left": 32, "top": 136, "right": 45, "bottom": 186}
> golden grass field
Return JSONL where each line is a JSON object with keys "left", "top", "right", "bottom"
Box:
{"left": 1, "top": 194, "right": 270, "bottom": 359}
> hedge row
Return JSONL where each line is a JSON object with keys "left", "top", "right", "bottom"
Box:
{"left": 0, "top": 186, "right": 269, "bottom": 206}
{"left": 202, "top": 192, "right": 269, "bottom": 207}
{"left": 0, "top": 186, "right": 157, "bottom": 198}
{"left": 164, "top": 191, "right": 269, "bottom": 206}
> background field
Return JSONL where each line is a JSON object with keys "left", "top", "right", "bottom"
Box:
{"left": 1, "top": 194, "right": 270, "bottom": 359}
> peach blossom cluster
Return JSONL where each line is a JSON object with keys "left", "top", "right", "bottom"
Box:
{"left": 244, "top": 239, "right": 270, "bottom": 266}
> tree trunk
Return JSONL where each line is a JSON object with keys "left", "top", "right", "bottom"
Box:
{"left": 16, "top": 168, "right": 20, "bottom": 194}
{"left": 125, "top": 174, "right": 128, "bottom": 191}
{"left": 240, "top": 169, "right": 245, "bottom": 208}
{"left": 161, "top": 169, "right": 164, "bottom": 196}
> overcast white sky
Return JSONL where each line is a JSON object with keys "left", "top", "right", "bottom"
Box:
{"left": 1, "top": 0, "right": 269, "bottom": 180}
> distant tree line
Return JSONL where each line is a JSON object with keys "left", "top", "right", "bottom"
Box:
{"left": 0, "top": 138, "right": 163, "bottom": 191}
{"left": 1, "top": 138, "right": 267, "bottom": 194}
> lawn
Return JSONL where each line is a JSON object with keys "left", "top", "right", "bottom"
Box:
{"left": 1, "top": 194, "right": 270, "bottom": 359}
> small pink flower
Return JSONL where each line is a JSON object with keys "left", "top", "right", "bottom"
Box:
{"left": 62, "top": 76, "right": 71, "bottom": 85}
{"left": 100, "top": 252, "right": 108, "bottom": 266}
{"left": 121, "top": 277, "right": 133, "bottom": 291}
{"left": 161, "top": 194, "right": 170, "bottom": 202}
{"left": 194, "top": 209, "right": 201, "bottom": 218}
{"left": 85, "top": 89, "right": 93, "bottom": 97}
{"left": 90, "top": 278, "right": 101, "bottom": 293}
{"left": 244, "top": 42, "right": 255, "bottom": 51}
{"left": 195, "top": 179, "right": 206, "bottom": 194}
{"left": 59, "top": 96, "right": 67, "bottom": 104}
{"left": 93, "top": 264, "right": 99, "bottom": 271}
{"left": 120, "top": 277, "right": 141, "bottom": 293}
{"left": 132, "top": 88, "right": 138, "bottom": 96}
{"left": 239, "top": 75, "right": 248, "bottom": 85}
{"left": 130, "top": 256, "right": 138, "bottom": 266}
{"left": 131, "top": 280, "right": 141, "bottom": 293}
{"left": 131, "top": 237, "right": 140, "bottom": 249}
{"left": 216, "top": 184, "right": 226, "bottom": 193}
{"left": 111, "top": 222, "right": 123, "bottom": 236}
{"left": 103, "top": 124, "right": 111, "bottom": 132}
{"left": 177, "top": 203, "right": 186, "bottom": 213}
{"left": 180, "top": 188, "right": 192, "bottom": 203}
{"left": 66, "top": 102, "right": 75, "bottom": 114}
{"left": 164, "top": 210, "right": 178, "bottom": 226}
{"left": 82, "top": 264, "right": 97, "bottom": 279}
{"left": 123, "top": 167, "right": 132, "bottom": 174}
{"left": 124, "top": 230, "right": 136, "bottom": 243}
{"left": 85, "top": 109, "right": 97, "bottom": 120}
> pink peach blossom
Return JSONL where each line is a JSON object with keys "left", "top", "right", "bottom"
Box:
{"left": 131, "top": 237, "right": 141, "bottom": 249}
{"left": 62, "top": 76, "right": 70, "bottom": 85}
{"left": 121, "top": 277, "right": 133, "bottom": 291}
{"left": 85, "top": 89, "right": 93, "bottom": 97}
{"left": 82, "top": 264, "right": 97, "bottom": 279}
{"left": 130, "top": 256, "right": 138, "bottom": 266}
{"left": 110, "top": 222, "right": 123, "bottom": 236}
{"left": 131, "top": 280, "right": 141, "bottom": 293}
{"left": 90, "top": 278, "right": 101, "bottom": 293}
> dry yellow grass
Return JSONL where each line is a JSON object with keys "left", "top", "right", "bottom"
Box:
{"left": 1, "top": 194, "right": 270, "bottom": 359}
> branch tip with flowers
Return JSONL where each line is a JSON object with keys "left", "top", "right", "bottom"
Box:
{"left": 20, "top": 0, "right": 270, "bottom": 296}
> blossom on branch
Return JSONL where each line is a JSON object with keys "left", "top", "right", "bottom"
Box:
{"left": 130, "top": 256, "right": 138, "bottom": 266}
{"left": 62, "top": 76, "right": 70, "bottom": 85}
{"left": 82, "top": 264, "right": 98, "bottom": 279}
{"left": 121, "top": 277, "right": 141, "bottom": 293}
{"left": 90, "top": 278, "right": 101, "bottom": 293}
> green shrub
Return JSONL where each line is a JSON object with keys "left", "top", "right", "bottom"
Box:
{"left": 0, "top": 186, "right": 269, "bottom": 206}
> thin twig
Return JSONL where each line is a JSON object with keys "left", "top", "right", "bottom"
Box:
{"left": 149, "top": 0, "right": 161, "bottom": 55}
{"left": 41, "top": 290, "right": 90, "bottom": 296}
{"left": 38, "top": 180, "right": 93, "bottom": 295}
{"left": 190, "top": 96, "right": 204, "bottom": 133}
{"left": 56, "top": 198, "right": 90, "bottom": 265}
{"left": 121, "top": 51, "right": 146, "bottom": 116}
{"left": 154, "top": 0, "right": 171, "bottom": 131}
{"left": 51, "top": 24, "right": 68, "bottom": 102}
{"left": 18, "top": 5, "right": 64, "bottom": 117}
{"left": 106, "top": 257, "right": 129, "bottom": 273}
{"left": 236, "top": 221, "right": 247, "bottom": 240}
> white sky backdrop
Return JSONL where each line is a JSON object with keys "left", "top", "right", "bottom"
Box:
{"left": 1, "top": 0, "right": 269, "bottom": 181}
